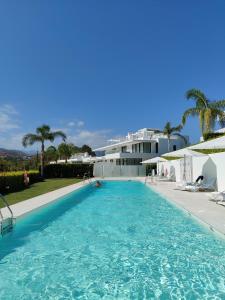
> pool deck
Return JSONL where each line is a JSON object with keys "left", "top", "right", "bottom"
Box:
{"left": 145, "top": 180, "right": 225, "bottom": 237}
{"left": 1, "top": 177, "right": 225, "bottom": 237}
{"left": 0, "top": 180, "right": 90, "bottom": 219}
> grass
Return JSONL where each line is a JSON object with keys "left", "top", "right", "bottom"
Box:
{"left": 193, "top": 148, "right": 225, "bottom": 154}
{"left": 163, "top": 156, "right": 182, "bottom": 161}
{"left": 3, "top": 178, "right": 82, "bottom": 207}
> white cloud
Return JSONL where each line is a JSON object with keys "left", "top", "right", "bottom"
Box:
{"left": 77, "top": 121, "right": 84, "bottom": 127}
{"left": 67, "top": 121, "right": 75, "bottom": 127}
{"left": 0, "top": 104, "right": 20, "bottom": 132}
{"left": 0, "top": 132, "right": 25, "bottom": 149}
{"left": 68, "top": 129, "right": 111, "bottom": 149}
{"left": 67, "top": 120, "right": 85, "bottom": 128}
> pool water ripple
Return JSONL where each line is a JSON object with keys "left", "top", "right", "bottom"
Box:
{"left": 0, "top": 181, "right": 225, "bottom": 299}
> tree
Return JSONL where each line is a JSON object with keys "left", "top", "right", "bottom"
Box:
{"left": 81, "top": 144, "right": 95, "bottom": 156}
{"left": 182, "top": 89, "right": 225, "bottom": 137}
{"left": 163, "top": 122, "right": 187, "bottom": 152}
{"left": 58, "top": 143, "right": 75, "bottom": 163}
{"left": 46, "top": 146, "right": 59, "bottom": 163}
{"left": 22, "top": 125, "right": 66, "bottom": 177}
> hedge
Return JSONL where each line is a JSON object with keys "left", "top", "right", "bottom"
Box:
{"left": 203, "top": 132, "right": 225, "bottom": 141}
{"left": 43, "top": 164, "right": 93, "bottom": 178}
{"left": 0, "top": 170, "right": 40, "bottom": 194}
{"left": 193, "top": 148, "right": 225, "bottom": 155}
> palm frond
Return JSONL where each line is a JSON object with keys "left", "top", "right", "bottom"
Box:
{"left": 51, "top": 131, "right": 67, "bottom": 142}
{"left": 22, "top": 134, "right": 42, "bottom": 147}
{"left": 185, "top": 88, "right": 208, "bottom": 108}
{"left": 182, "top": 107, "right": 200, "bottom": 125}
{"left": 210, "top": 99, "right": 225, "bottom": 109}
{"left": 36, "top": 124, "right": 51, "bottom": 136}
{"left": 171, "top": 124, "right": 182, "bottom": 132}
{"left": 173, "top": 133, "right": 188, "bottom": 145}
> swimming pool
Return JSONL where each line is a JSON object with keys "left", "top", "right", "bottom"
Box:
{"left": 0, "top": 180, "right": 225, "bottom": 299}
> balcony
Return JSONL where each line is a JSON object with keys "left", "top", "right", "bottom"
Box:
{"left": 104, "top": 152, "right": 157, "bottom": 160}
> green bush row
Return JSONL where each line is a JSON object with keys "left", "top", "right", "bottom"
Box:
{"left": 43, "top": 164, "right": 93, "bottom": 178}
{"left": 0, "top": 170, "right": 40, "bottom": 194}
{"left": 203, "top": 132, "right": 225, "bottom": 141}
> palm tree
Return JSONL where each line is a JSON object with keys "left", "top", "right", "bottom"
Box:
{"left": 163, "top": 122, "right": 187, "bottom": 152}
{"left": 46, "top": 146, "right": 59, "bottom": 164}
{"left": 182, "top": 89, "right": 225, "bottom": 137}
{"left": 58, "top": 143, "right": 75, "bottom": 163}
{"left": 22, "top": 125, "right": 66, "bottom": 177}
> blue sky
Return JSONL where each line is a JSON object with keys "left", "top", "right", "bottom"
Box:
{"left": 0, "top": 0, "right": 225, "bottom": 150}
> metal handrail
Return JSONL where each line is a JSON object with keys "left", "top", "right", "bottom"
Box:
{"left": 145, "top": 174, "right": 151, "bottom": 184}
{"left": 83, "top": 173, "right": 92, "bottom": 184}
{"left": 0, "top": 193, "right": 13, "bottom": 219}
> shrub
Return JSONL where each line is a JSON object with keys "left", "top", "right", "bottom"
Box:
{"left": 193, "top": 148, "right": 225, "bottom": 155}
{"left": 163, "top": 156, "right": 181, "bottom": 161}
{"left": 43, "top": 164, "right": 93, "bottom": 178}
{"left": 0, "top": 170, "right": 40, "bottom": 194}
{"left": 203, "top": 132, "right": 225, "bottom": 141}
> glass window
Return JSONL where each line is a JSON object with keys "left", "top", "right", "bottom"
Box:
{"left": 155, "top": 142, "right": 159, "bottom": 153}
{"left": 143, "top": 143, "right": 151, "bottom": 153}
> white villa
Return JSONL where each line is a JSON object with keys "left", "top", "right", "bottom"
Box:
{"left": 93, "top": 128, "right": 188, "bottom": 177}
{"left": 50, "top": 152, "right": 92, "bottom": 164}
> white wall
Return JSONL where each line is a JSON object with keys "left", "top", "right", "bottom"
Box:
{"left": 93, "top": 163, "right": 146, "bottom": 177}
{"left": 208, "top": 152, "right": 225, "bottom": 192}
{"left": 158, "top": 159, "right": 182, "bottom": 182}
{"left": 192, "top": 156, "right": 209, "bottom": 182}
{"left": 156, "top": 153, "right": 225, "bottom": 191}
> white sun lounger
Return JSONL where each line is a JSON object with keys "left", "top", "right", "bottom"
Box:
{"left": 207, "top": 191, "right": 225, "bottom": 202}
{"left": 181, "top": 178, "right": 216, "bottom": 192}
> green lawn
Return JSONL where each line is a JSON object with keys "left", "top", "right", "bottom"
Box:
{"left": 3, "top": 178, "right": 82, "bottom": 207}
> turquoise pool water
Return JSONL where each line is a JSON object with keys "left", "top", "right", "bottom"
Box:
{"left": 0, "top": 181, "right": 225, "bottom": 299}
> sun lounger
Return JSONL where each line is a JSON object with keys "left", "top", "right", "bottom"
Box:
{"left": 176, "top": 181, "right": 195, "bottom": 190}
{"left": 208, "top": 191, "right": 225, "bottom": 202}
{"left": 180, "top": 178, "right": 216, "bottom": 192}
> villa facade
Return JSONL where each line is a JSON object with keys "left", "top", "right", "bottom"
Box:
{"left": 93, "top": 128, "right": 188, "bottom": 177}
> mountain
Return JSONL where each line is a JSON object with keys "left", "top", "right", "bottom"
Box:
{"left": 0, "top": 148, "right": 29, "bottom": 159}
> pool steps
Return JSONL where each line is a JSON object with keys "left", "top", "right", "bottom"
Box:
{"left": 0, "top": 194, "right": 15, "bottom": 235}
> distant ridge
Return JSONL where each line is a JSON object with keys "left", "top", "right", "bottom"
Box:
{"left": 0, "top": 148, "right": 28, "bottom": 159}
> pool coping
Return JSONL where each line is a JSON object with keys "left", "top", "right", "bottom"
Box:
{"left": 0, "top": 180, "right": 91, "bottom": 220}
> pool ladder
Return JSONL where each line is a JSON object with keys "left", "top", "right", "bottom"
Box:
{"left": 145, "top": 174, "right": 151, "bottom": 184}
{"left": 0, "top": 193, "right": 15, "bottom": 236}
{"left": 83, "top": 173, "right": 92, "bottom": 184}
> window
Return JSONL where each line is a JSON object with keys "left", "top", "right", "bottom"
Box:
{"left": 143, "top": 143, "right": 151, "bottom": 153}
{"left": 155, "top": 142, "right": 159, "bottom": 153}
{"left": 173, "top": 145, "right": 177, "bottom": 151}
{"left": 115, "top": 158, "right": 142, "bottom": 165}
{"left": 121, "top": 146, "right": 127, "bottom": 153}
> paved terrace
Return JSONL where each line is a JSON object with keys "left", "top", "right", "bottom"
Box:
{"left": 1, "top": 177, "right": 225, "bottom": 237}
{"left": 1, "top": 180, "right": 90, "bottom": 219}
{"left": 145, "top": 180, "right": 225, "bottom": 237}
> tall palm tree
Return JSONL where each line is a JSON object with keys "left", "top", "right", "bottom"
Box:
{"left": 22, "top": 125, "right": 66, "bottom": 177}
{"left": 182, "top": 89, "right": 225, "bottom": 137}
{"left": 163, "top": 122, "right": 187, "bottom": 152}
